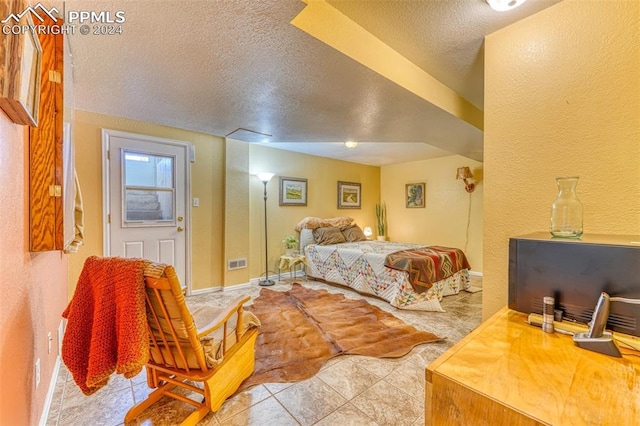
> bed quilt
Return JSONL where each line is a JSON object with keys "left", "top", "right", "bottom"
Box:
{"left": 384, "top": 246, "right": 470, "bottom": 294}
{"left": 304, "top": 241, "right": 470, "bottom": 312}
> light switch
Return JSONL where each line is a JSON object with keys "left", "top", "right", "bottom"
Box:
{"left": 193, "top": 198, "right": 199, "bottom": 207}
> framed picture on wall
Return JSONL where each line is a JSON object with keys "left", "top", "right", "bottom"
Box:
{"left": 279, "top": 176, "right": 308, "bottom": 206}
{"left": 337, "top": 181, "right": 361, "bottom": 209}
{"left": 406, "top": 182, "right": 425, "bottom": 208}
{"left": 0, "top": 13, "right": 42, "bottom": 127}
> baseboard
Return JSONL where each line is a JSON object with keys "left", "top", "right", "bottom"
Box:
{"left": 189, "top": 286, "right": 222, "bottom": 296}
{"left": 191, "top": 271, "right": 307, "bottom": 294}
{"left": 227, "top": 281, "right": 255, "bottom": 291}
{"left": 191, "top": 283, "right": 266, "bottom": 295}
{"left": 38, "top": 355, "right": 61, "bottom": 426}
{"left": 250, "top": 269, "right": 306, "bottom": 286}
{"left": 468, "top": 270, "right": 483, "bottom": 277}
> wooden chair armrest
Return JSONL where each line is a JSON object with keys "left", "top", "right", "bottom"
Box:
{"left": 196, "top": 295, "right": 251, "bottom": 339}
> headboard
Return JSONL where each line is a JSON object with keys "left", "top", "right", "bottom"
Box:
{"left": 299, "top": 229, "right": 315, "bottom": 252}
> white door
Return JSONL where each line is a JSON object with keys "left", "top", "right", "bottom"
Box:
{"left": 103, "top": 129, "right": 190, "bottom": 287}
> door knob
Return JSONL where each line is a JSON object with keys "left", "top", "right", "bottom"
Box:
{"left": 177, "top": 216, "right": 184, "bottom": 222}
{"left": 177, "top": 226, "right": 184, "bottom": 232}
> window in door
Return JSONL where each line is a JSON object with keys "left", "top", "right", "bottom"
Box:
{"left": 122, "top": 151, "right": 175, "bottom": 226}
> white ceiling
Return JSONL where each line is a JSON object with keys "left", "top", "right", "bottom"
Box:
{"left": 58, "top": 0, "right": 560, "bottom": 166}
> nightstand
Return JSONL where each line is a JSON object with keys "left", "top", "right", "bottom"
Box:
{"left": 278, "top": 254, "right": 307, "bottom": 281}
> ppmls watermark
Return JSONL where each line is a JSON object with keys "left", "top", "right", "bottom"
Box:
{"left": 1, "top": 2, "right": 126, "bottom": 36}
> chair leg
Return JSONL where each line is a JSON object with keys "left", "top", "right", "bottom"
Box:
{"left": 146, "top": 366, "right": 158, "bottom": 388}
{"left": 126, "top": 383, "right": 211, "bottom": 426}
{"left": 127, "top": 330, "right": 259, "bottom": 423}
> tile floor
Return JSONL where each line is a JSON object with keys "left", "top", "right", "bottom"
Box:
{"left": 46, "top": 276, "right": 483, "bottom": 426}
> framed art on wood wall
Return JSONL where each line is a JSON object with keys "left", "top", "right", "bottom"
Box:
{"left": 0, "top": 13, "right": 42, "bottom": 127}
{"left": 279, "top": 176, "right": 308, "bottom": 206}
{"left": 406, "top": 182, "right": 425, "bottom": 208}
{"left": 337, "top": 181, "right": 361, "bottom": 209}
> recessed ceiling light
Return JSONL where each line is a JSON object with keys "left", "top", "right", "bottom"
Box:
{"left": 344, "top": 141, "right": 359, "bottom": 149}
{"left": 486, "top": 0, "right": 527, "bottom": 12}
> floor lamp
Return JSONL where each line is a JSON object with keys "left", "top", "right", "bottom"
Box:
{"left": 257, "top": 172, "right": 275, "bottom": 286}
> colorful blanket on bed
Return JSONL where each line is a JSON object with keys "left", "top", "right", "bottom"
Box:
{"left": 384, "top": 246, "right": 470, "bottom": 294}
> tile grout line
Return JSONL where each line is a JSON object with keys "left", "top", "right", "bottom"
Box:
{"left": 312, "top": 373, "right": 382, "bottom": 425}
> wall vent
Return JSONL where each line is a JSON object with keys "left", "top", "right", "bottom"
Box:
{"left": 227, "top": 258, "right": 247, "bottom": 270}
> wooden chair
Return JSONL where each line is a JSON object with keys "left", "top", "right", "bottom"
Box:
{"left": 125, "top": 265, "right": 260, "bottom": 425}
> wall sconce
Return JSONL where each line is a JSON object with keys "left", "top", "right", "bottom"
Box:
{"left": 485, "top": 0, "right": 527, "bottom": 12}
{"left": 363, "top": 226, "right": 373, "bottom": 239}
{"left": 456, "top": 167, "right": 476, "bottom": 193}
{"left": 344, "top": 141, "right": 359, "bottom": 149}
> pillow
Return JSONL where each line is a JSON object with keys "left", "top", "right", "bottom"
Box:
{"left": 299, "top": 229, "right": 315, "bottom": 250}
{"left": 295, "top": 216, "right": 354, "bottom": 232}
{"left": 341, "top": 224, "right": 367, "bottom": 242}
{"left": 325, "top": 216, "right": 354, "bottom": 229}
{"left": 312, "top": 226, "right": 346, "bottom": 245}
{"left": 295, "top": 217, "right": 325, "bottom": 232}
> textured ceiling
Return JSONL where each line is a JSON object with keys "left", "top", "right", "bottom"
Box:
{"left": 58, "top": 0, "right": 560, "bottom": 165}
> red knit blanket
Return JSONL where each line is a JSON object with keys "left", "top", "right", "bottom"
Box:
{"left": 62, "top": 256, "right": 150, "bottom": 395}
{"left": 384, "top": 246, "right": 470, "bottom": 294}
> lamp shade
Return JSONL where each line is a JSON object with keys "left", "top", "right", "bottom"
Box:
{"left": 256, "top": 172, "right": 275, "bottom": 183}
{"left": 456, "top": 167, "right": 473, "bottom": 180}
{"left": 363, "top": 226, "right": 373, "bottom": 238}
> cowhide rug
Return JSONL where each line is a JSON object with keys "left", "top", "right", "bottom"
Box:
{"left": 237, "top": 283, "right": 443, "bottom": 392}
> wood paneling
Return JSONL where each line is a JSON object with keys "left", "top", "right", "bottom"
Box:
{"left": 29, "top": 16, "right": 64, "bottom": 251}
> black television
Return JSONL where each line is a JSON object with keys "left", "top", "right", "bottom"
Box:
{"left": 508, "top": 233, "right": 640, "bottom": 337}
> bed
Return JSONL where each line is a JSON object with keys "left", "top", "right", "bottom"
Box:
{"left": 298, "top": 220, "right": 472, "bottom": 312}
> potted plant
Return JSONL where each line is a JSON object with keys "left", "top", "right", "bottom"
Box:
{"left": 282, "top": 235, "right": 298, "bottom": 256}
{"left": 376, "top": 202, "right": 387, "bottom": 241}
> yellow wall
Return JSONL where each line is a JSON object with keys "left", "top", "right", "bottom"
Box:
{"left": 246, "top": 144, "right": 380, "bottom": 283}
{"left": 71, "top": 109, "right": 481, "bottom": 292}
{"left": 224, "top": 139, "right": 251, "bottom": 285}
{"left": 381, "top": 155, "right": 483, "bottom": 271}
{"left": 483, "top": 0, "right": 640, "bottom": 319}
{"left": 70, "top": 110, "right": 225, "bottom": 292}
{"left": 70, "top": 112, "right": 380, "bottom": 290}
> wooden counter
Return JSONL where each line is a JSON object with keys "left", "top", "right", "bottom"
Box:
{"left": 425, "top": 308, "right": 640, "bottom": 425}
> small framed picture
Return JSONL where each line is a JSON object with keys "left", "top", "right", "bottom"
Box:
{"left": 406, "top": 183, "right": 425, "bottom": 208}
{"left": 337, "top": 181, "right": 361, "bottom": 209}
{"left": 279, "top": 177, "right": 308, "bottom": 206}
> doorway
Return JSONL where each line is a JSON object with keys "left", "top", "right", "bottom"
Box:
{"left": 102, "top": 129, "right": 191, "bottom": 289}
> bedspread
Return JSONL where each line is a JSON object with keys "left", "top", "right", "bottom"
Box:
{"left": 304, "top": 241, "right": 470, "bottom": 311}
{"left": 384, "top": 246, "right": 471, "bottom": 294}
